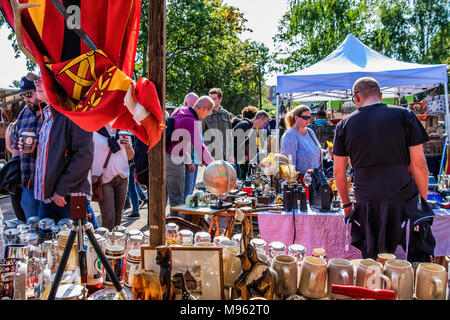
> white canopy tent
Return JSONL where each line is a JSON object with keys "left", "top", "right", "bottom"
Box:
{"left": 275, "top": 33, "right": 449, "bottom": 137}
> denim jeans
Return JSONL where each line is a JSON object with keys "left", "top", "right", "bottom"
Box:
{"left": 38, "top": 199, "right": 71, "bottom": 223}
{"left": 87, "top": 200, "right": 99, "bottom": 229}
{"left": 21, "top": 187, "right": 41, "bottom": 220}
{"left": 184, "top": 164, "right": 198, "bottom": 201}
{"left": 127, "top": 167, "right": 140, "bottom": 214}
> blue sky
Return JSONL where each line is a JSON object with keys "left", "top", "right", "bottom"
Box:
{"left": 0, "top": 0, "right": 288, "bottom": 88}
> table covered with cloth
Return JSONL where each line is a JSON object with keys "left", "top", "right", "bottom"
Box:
{"left": 257, "top": 208, "right": 450, "bottom": 260}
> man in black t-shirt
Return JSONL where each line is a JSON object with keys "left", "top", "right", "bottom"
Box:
{"left": 332, "top": 77, "right": 434, "bottom": 261}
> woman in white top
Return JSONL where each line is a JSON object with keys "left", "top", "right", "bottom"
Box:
{"left": 92, "top": 124, "right": 134, "bottom": 231}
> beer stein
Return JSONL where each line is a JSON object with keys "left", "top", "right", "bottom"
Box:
{"left": 356, "top": 259, "right": 391, "bottom": 291}
{"left": 165, "top": 223, "right": 180, "bottom": 245}
{"left": 327, "top": 258, "right": 354, "bottom": 300}
{"left": 299, "top": 256, "right": 328, "bottom": 299}
{"left": 415, "top": 263, "right": 447, "bottom": 300}
{"left": 273, "top": 254, "right": 298, "bottom": 296}
{"left": 384, "top": 259, "right": 414, "bottom": 300}
{"left": 223, "top": 246, "right": 242, "bottom": 287}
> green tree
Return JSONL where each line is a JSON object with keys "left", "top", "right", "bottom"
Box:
{"left": 272, "top": 0, "right": 368, "bottom": 73}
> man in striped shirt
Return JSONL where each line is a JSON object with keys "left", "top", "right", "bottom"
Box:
{"left": 11, "top": 75, "right": 43, "bottom": 219}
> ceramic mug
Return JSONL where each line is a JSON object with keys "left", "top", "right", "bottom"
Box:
{"left": 299, "top": 256, "right": 328, "bottom": 299}
{"left": 356, "top": 259, "right": 391, "bottom": 290}
{"left": 377, "top": 253, "right": 396, "bottom": 266}
{"left": 327, "top": 258, "right": 354, "bottom": 300}
{"left": 272, "top": 254, "right": 298, "bottom": 296}
{"left": 415, "top": 263, "right": 447, "bottom": 300}
{"left": 223, "top": 246, "right": 242, "bottom": 288}
{"left": 384, "top": 259, "right": 414, "bottom": 300}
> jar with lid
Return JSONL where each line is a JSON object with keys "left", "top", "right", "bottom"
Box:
{"left": 213, "top": 235, "right": 230, "bottom": 247}
{"left": 57, "top": 229, "right": 78, "bottom": 271}
{"left": 104, "top": 244, "right": 125, "bottom": 286}
{"left": 94, "top": 227, "right": 109, "bottom": 237}
{"left": 231, "top": 233, "right": 242, "bottom": 244}
{"left": 194, "top": 231, "right": 211, "bottom": 245}
{"left": 288, "top": 244, "right": 306, "bottom": 267}
{"left": 124, "top": 249, "right": 141, "bottom": 288}
{"left": 4, "top": 228, "right": 20, "bottom": 244}
{"left": 312, "top": 247, "right": 327, "bottom": 262}
{"left": 105, "top": 231, "right": 127, "bottom": 249}
{"left": 177, "top": 229, "right": 194, "bottom": 246}
{"left": 57, "top": 218, "right": 73, "bottom": 230}
{"left": 112, "top": 225, "right": 127, "bottom": 234}
{"left": 84, "top": 234, "right": 106, "bottom": 286}
{"left": 250, "top": 238, "right": 267, "bottom": 255}
{"left": 26, "top": 216, "right": 41, "bottom": 233}
{"left": 143, "top": 230, "right": 149, "bottom": 243}
{"left": 268, "top": 241, "right": 286, "bottom": 259}
{"left": 126, "top": 229, "right": 143, "bottom": 241}
{"left": 165, "top": 223, "right": 180, "bottom": 246}
{"left": 126, "top": 235, "right": 144, "bottom": 253}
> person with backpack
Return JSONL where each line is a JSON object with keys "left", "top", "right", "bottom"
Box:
{"left": 166, "top": 96, "right": 215, "bottom": 216}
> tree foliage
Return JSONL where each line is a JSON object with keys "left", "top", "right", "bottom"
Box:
{"left": 273, "top": 0, "right": 449, "bottom": 72}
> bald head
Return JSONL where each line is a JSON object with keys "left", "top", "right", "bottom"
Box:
{"left": 352, "top": 77, "right": 382, "bottom": 107}
{"left": 193, "top": 96, "right": 214, "bottom": 120}
{"left": 184, "top": 92, "right": 199, "bottom": 107}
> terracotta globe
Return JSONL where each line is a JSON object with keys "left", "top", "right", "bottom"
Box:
{"left": 203, "top": 160, "right": 237, "bottom": 196}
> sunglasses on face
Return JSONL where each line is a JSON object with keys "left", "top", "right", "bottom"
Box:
{"left": 20, "top": 91, "right": 33, "bottom": 99}
{"left": 298, "top": 115, "right": 311, "bottom": 120}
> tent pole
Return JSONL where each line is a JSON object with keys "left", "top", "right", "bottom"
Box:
{"left": 276, "top": 94, "right": 280, "bottom": 130}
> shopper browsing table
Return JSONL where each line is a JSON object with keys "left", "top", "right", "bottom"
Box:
{"left": 332, "top": 77, "right": 434, "bottom": 262}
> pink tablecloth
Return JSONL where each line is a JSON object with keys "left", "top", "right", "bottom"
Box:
{"left": 257, "top": 209, "right": 450, "bottom": 260}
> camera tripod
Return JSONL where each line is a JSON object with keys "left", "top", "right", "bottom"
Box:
{"left": 47, "top": 196, "right": 127, "bottom": 300}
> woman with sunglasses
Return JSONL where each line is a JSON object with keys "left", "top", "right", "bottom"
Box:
{"left": 281, "top": 105, "right": 327, "bottom": 185}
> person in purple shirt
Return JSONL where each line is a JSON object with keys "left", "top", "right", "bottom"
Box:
{"left": 166, "top": 96, "right": 215, "bottom": 216}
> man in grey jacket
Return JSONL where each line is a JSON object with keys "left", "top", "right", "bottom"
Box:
{"left": 21, "top": 72, "right": 94, "bottom": 222}
{"left": 203, "top": 88, "right": 233, "bottom": 162}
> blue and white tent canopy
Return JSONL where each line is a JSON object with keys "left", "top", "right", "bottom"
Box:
{"left": 276, "top": 34, "right": 448, "bottom": 101}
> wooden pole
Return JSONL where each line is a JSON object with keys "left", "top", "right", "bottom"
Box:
{"left": 148, "top": 0, "right": 166, "bottom": 246}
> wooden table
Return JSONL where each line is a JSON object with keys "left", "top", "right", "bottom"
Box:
{"left": 170, "top": 205, "right": 262, "bottom": 238}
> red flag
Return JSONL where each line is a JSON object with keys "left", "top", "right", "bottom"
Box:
{"left": 0, "top": 0, "right": 163, "bottom": 147}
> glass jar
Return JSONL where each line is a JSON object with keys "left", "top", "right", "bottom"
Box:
{"left": 213, "top": 235, "right": 230, "bottom": 247}
{"left": 124, "top": 249, "right": 141, "bottom": 288}
{"left": 41, "top": 239, "right": 59, "bottom": 274}
{"left": 194, "top": 231, "right": 211, "bottom": 244}
{"left": 57, "top": 218, "right": 72, "bottom": 229}
{"left": 126, "top": 229, "right": 143, "bottom": 240}
{"left": 288, "top": 244, "right": 306, "bottom": 267}
{"left": 94, "top": 227, "right": 109, "bottom": 237}
{"left": 312, "top": 247, "right": 327, "bottom": 262}
{"left": 268, "top": 241, "right": 286, "bottom": 259}
{"left": 84, "top": 234, "right": 105, "bottom": 286}
{"left": 143, "top": 230, "right": 149, "bottom": 244}
{"left": 104, "top": 244, "right": 125, "bottom": 286}
{"left": 38, "top": 218, "right": 55, "bottom": 231}
{"left": 112, "top": 226, "right": 127, "bottom": 234}
{"left": 28, "top": 232, "right": 39, "bottom": 247}
{"left": 250, "top": 238, "right": 267, "bottom": 255}
{"left": 51, "top": 225, "right": 61, "bottom": 240}
{"left": 126, "top": 235, "right": 144, "bottom": 253}
{"left": 105, "top": 231, "right": 127, "bottom": 249}
{"left": 26, "top": 216, "right": 41, "bottom": 233}
{"left": 231, "top": 233, "right": 242, "bottom": 244}
{"left": 177, "top": 229, "right": 194, "bottom": 246}
{"left": 219, "top": 239, "right": 238, "bottom": 248}
{"left": 165, "top": 223, "right": 180, "bottom": 246}
{"left": 57, "top": 229, "right": 78, "bottom": 271}
{"left": 4, "top": 228, "right": 19, "bottom": 244}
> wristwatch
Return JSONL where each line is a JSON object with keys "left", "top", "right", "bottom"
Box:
{"left": 342, "top": 202, "right": 353, "bottom": 209}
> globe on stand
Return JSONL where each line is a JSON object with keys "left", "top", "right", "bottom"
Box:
{"left": 203, "top": 160, "right": 237, "bottom": 209}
